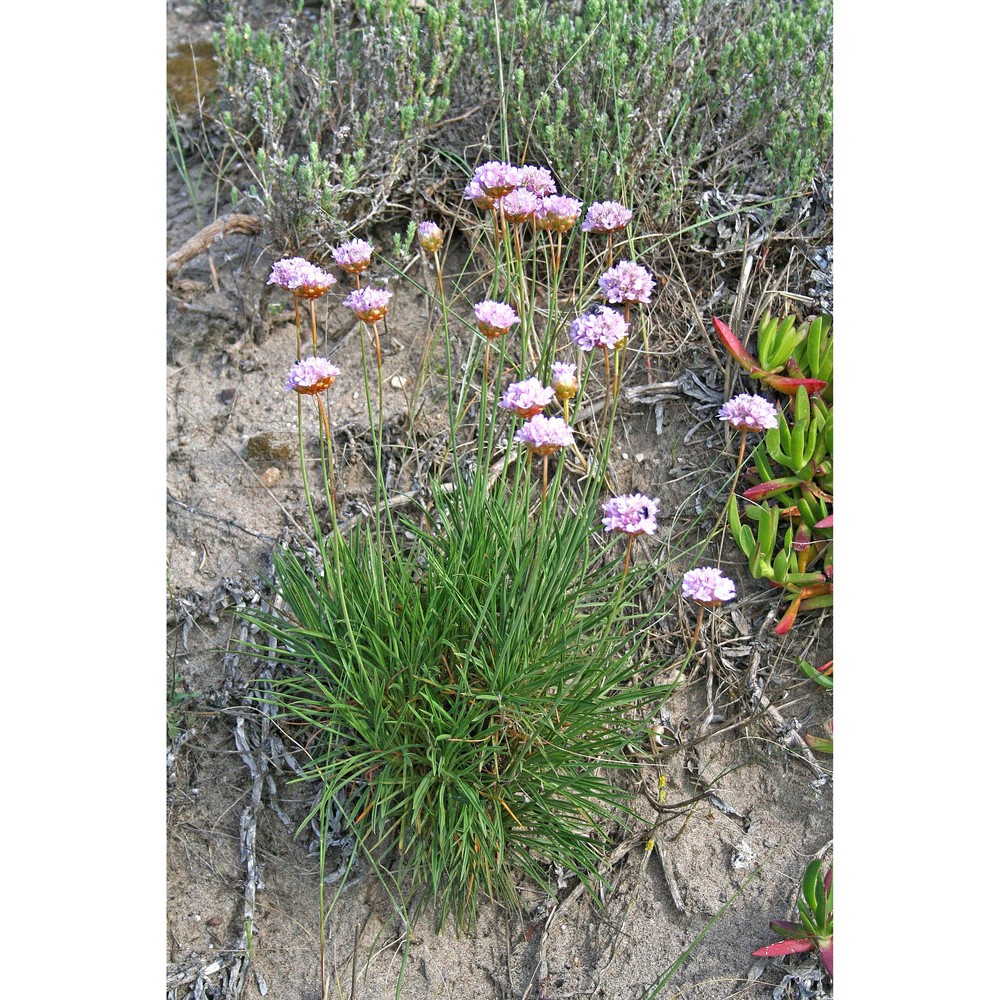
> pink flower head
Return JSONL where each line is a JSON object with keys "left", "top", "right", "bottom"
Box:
{"left": 472, "top": 160, "right": 521, "bottom": 198}
{"left": 536, "top": 195, "right": 583, "bottom": 233}
{"left": 284, "top": 356, "right": 342, "bottom": 395}
{"left": 599, "top": 260, "right": 656, "bottom": 305}
{"left": 568, "top": 306, "right": 629, "bottom": 351}
{"left": 517, "top": 164, "right": 557, "bottom": 197}
{"left": 267, "top": 257, "right": 336, "bottom": 298}
{"left": 681, "top": 567, "right": 736, "bottom": 606}
{"left": 717, "top": 393, "right": 779, "bottom": 432}
{"left": 602, "top": 494, "right": 659, "bottom": 536}
{"left": 500, "top": 187, "right": 541, "bottom": 223}
{"left": 417, "top": 220, "right": 444, "bottom": 253}
{"left": 343, "top": 286, "right": 392, "bottom": 323}
{"left": 333, "top": 238, "right": 374, "bottom": 275}
{"left": 474, "top": 300, "right": 520, "bottom": 339}
{"left": 514, "top": 413, "right": 575, "bottom": 456}
{"left": 500, "top": 377, "right": 555, "bottom": 418}
{"left": 581, "top": 200, "right": 632, "bottom": 234}
{"left": 551, "top": 362, "right": 579, "bottom": 401}
{"left": 463, "top": 179, "right": 495, "bottom": 211}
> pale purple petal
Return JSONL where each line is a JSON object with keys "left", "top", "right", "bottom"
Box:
{"left": 333, "top": 239, "right": 373, "bottom": 273}
{"left": 500, "top": 377, "right": 555, "bottom": 416}
{"left": 284, "top": 356, "right": 342, "bottom": 394}
{"left": 417, "top": 220, "right": 444, "bottom": 252}
{"left": 343, "top": 286, "right": 392, "bottom": 321}
{"left": 599, "top": 260, "right": 656, "bottom": 305}
{"left": 471, "top": 160, "right": 521, "bottom": 198}
{"left": 717, "top": 393, "right": 779, "bottom": 432}
{"left": 536, "top": 195, "right": 582, "bottom": 233}
{"left": 474, "top": 300, "right": 520, "bottom": 337}
{"left": 581, "top": 201, "right": 632, "bottom": 234}
{"left": 681, "top": 567, "right": 737, "bottom": 604}
{"left": 500, "top": 187, "right": 541, "bottom": 222}
{"left": 601, "top": 494, "right": 659, "bottom": 536}
{"left": 514, "top": 414, "right": 574, "bottom": 454}
{"left": 267, "top": 257, "right": 335, "bottom": 293}
{"left": 568, "top": 306, "right": 629, "bottom": 351}
{"left": 517, "top": 165, "right": 557, "bottom": 197}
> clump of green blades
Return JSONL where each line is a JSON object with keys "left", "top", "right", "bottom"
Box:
{"left": 716, "top": 312, "right": 833, "bottom": 634}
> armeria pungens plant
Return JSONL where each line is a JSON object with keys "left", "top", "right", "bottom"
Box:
{"left": 239, "top": 158, "right": 683, "bottom": 946}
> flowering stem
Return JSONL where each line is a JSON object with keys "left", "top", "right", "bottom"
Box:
{"left": 613, "top": 346, "right": 622, "bottom": 401}
{"left": 316, "top": 395, "right": 338, "bottom": 516}
{"left": 292, "top": 295, "right": 302, "bottom": 360}
{"left": 730, "top": 429, "right": 748, "bottom": 500}
{"left": 621, "top": 533, "right": 635, "bottom": 579}
{"left": 718, "top": 428, "right": 748, "bottom": 562}
{"left": 413, "top": 250, "right": 446, "bottom": 421}
{"left": 296, "top": 394, "right": 321, "bottom": 542}
{"left": 606, "top": 233, "right": 613, "bottom": 269}
{"left": 433, "top": 249, "right": 444, "bottom": 300}
{"left": 370, "top": 320, "right": 383, "bottom": 371}
{"left": 511, "top": 225, "right": 538, "bottom": 363}
{"left": 689, "top": 604, "right": 706, "bottom": 654}
{"left": 542, "top": 452, "right": 549, "bottom": 502}
{"left": 308, "top": 299, "right": 320, "bottom": 354}
{"left": 599, "top": 346, "right": 612, "bottom": 440}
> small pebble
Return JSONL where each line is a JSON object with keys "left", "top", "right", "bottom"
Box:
{"left": 219, "top": 388, "right": 236, "bottom": 405}
{"left": 261, "top": 467, "right": 281, "bottom": 488}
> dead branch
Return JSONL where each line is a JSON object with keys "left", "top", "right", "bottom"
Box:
{"left": 167, "top": 213, "right": 262, "bottom": 281}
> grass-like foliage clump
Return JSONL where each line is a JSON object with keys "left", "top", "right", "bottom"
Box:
{"left": 250, "top": 456, "right": 665, "bottom": 929}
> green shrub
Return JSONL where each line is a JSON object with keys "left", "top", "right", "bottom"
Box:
{"left": 214, "top": 0, "right": 469, "bottom": 253}
{"left": 210, "top": 0, "right": 831, "bottom": 255}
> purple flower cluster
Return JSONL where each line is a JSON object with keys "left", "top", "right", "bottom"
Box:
{"left": 581, "top": 201, "right": 632, "bottom": 234}
{"left": 599, "top": 260, "right": 656, "bottom": 305}
{"left": 681, "top": 567, "right": 736, "bottom": 606}
{"left": 717, "top": 393, "right": 779, "bottom": 433}
{"left": 568, "top": 306, "right": 629, "bottom": 351}
{"left": 465, "top": 161, "right": 581, "bottom": 232}
{"left": 550, "top": 362, "right": 578, "bottom": 401}
{"left": 500, "top": 377, "right": 555, "bottom": 418}
{"left": 267, "top": 257, "right": 336, "bottom": 297}
{"left": 417, "top": 220, "right": 444, "bottom": 253}
{"left": 284, "top": 356, "right": 342, "bottom": 395}
{"left": 500, "top": 187, "right": 541, "bottom": 223}
{"left": 515, "top": 414, "right": 575, "bottom": 455}
{"left": 536, "top": 195, "right": 583, "bottom": 233}
{"left": 474, "top": 300, "right": 520, "bottom": 339}
{"left": 463, "top": 179, "right": 495, "bottom": 210}
{"left": 472, "top": 160, "right": 521, "bottom": 198}
{"left": 343, "top": 286, "right": 392, "bottom": 323}
{"left": 518, "top": 165, "right": 556, "bottom": 197}
{"left": 601, "top": 494, "right": 659, "bottom": 536}
{"left": 333, "top": 239, "right": 374, "bottom": 275}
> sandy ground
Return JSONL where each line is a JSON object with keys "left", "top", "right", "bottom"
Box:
{"left": 166, "top": 6, "right": 833, "bottom": 999}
